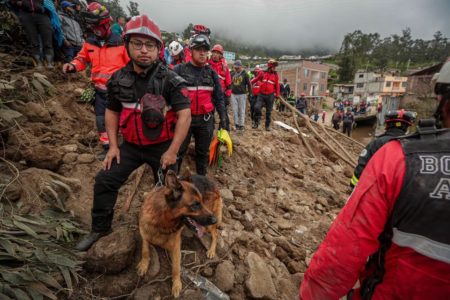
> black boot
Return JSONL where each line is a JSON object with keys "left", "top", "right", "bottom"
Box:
{"left": 74, "top": 230, "right": 111, "bottom": 251}
{"left": 32, "top": 55, "right": 44, "bottom": 70}
{"left": 45, "top": 54, "right": 54, "bottom": 69}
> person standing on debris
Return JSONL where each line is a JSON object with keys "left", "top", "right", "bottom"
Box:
{"left": 251, "top": 59, "right": 280, "bottom": 131}
{"left": 295, "top": 92, "right": 307, "bottom": 114}
{"left": 230, "top": 60, "right": 252, "bottom": 131}
{"left": 62, "top": 2, "right": 129, "bottom": 160}
{"left": 10, "top": 0, "right": 55, "bottom": 69}
{"left": 300, "top": 57, "right": 450, "bottom": 300}
{"left": 331, "top": 108, "right": 342, "bottom": 130}
{"left": 111, "top": 16, "right": 126, "bottom": 36}
{"left": 250, "top": 66, "right": 263, "bottom": 122}
{"left": 58, "top": 1, "right": 84, "bottom": 62}
{"left": 279, "top": 78, "right": 290, "bottom": 112}
{"left": 350, "top": 109, "right": 416, "bottom": 189}
{"left": 74, "top": 15, "right": 191, "bottom": 252}
{"left": 173, "top": 34, "right": 227, "bottom": 175}
{"left": 209, "top": 44, "right": 232, "bottom": 131}
{"left": 342, "top": 107, "right": 354, "bottom": 137}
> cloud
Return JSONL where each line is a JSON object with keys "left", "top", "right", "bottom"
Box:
{"left": 121, "top": 0, "right": 450, "bottom": 52}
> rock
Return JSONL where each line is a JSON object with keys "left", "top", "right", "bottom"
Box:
{"left": 245, "top": 252, "right": 277, "bottom": 300}
{"left": 262, "top": 146, "right": 272, "bottom": 156}
{"left": 74, "top": 88, "right": 84, "bottom": 96}
{"left": 275, "top": 246, "right": 289, "bottom": 261}
{"left": 244, "top": 211, "right": 253, "bottom": 223}
{"left": 134, "top": 285, "right": 161, "bottom": 300}
{"left": 292, "top": 179, "right": 305, "bottom": 188}
{"left": 265, "top": 187, "right": 277, "bottom": 194}
{"left": 63, "top": 153, "right": 78, "bottom": 164}
{"left": 93, "top": 271, "right": 137, "bottom": 297}
{"left": 85, "top": 227, "right": 136, "bottom": 274}
{"left": 283, "top": 213, "right": 291, "bottom": 220}
{"left": 232, "top": 187, "right": 248, "bottom": 198}
{"left": 229, "top": 207, "right": 242, "bottom": 219}
{"left": 277, "top": 218, "right": 294, "bottom": 230}
{"left": 305, "top": 256, "right": 312, "bottom": 266}
{"left": 344, "top": 167, "right": 353, "bottom": 178}
{"left": 277, "top": 189, "right": 287, "bottom": 197}
{"left": 287, "top": 260, "right": 304, "bottom": 274}
{"left": 315, "top": 203, "right": 324, "bottom": 211}
{"left": 294, "top": 225, "right": 308, "bottom": 236}
{"left": 23, "top": 102, "right": 51, "bottom": 123}
{"left": 77, "top": 153, "right": 95, "bottom": 164}
{"left": 277, "top": 273, "right": 303, "bottom": 300}
{"left": 287, "top": 136, "right": 301, "bottom": 145}
{"left": 332, "top": 164, "right": 344, "bottom": 173}
{"left": 60, "top": 144, "right": 78, "bottom": 153}
{"left": 266, "top": 161, "right": 281, "bottom": 171}
{"left": 220, "top": 188, "right": 234, "bottom": 202}
{"left": 23, "top": 145, "right": 62, "bottom": 171}
{"left": 254, "top": 228, "right": 262, "bottom": 238}
{"left": 0, "top": 108, "right": 25, "bottom": 126}
{"left": 214, "top": 260, "right": 235, "bottom": 292}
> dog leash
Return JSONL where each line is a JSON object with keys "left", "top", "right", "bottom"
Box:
{"left": 155, "top": 167, "right": 165, "bottom": 188}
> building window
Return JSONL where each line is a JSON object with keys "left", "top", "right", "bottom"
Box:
{"left": 304, "top": 69, "right": 309, "bottom": 77}
{"left": 356, "top": 83, "right": 364, "bottom": 88}
{"left": 321, "top": 72, "right": 326, "bottom": 79}
{"left": 358, "top": 74, "right": 364, "bottom": 78}
{"left": 320, "top": 84, "right": 325, "bottom": 92}
{"left": 401, "top": 82, "right": 408, "bottom": 88}
{"left": 386, "top": 81, "right": 392, "bottom": 87}
{"left": 303, "top": 83, "right": 308, "bottom": 91}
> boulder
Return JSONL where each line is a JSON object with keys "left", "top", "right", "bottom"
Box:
{"left": 63, "top": 153, "right": 78, "bottom": 164}
{"left": 277, "top": 273, "right": 303, "bottom": 300}
{"left": 60, "top": 144, "right": 78, "bottom": 153}
{"left": 220, "top": 188, "right": 234, "bottom": 202}
{"left": 23, "top": 102, "right": 51, "bottom": 123}
{"left": 23, "top": 145, "right": 62, "bottom": 171}
{"left": 245, "top": 252, "right": 277, "bottom": 299}
{"left": 214, "top": 260, "right": 235, "bottom": 292}
{"left": 77, "top": 154, "right": 96, "bottom": 164}
{"left": 85, "top": 227, "right": 136, "bottom": 274}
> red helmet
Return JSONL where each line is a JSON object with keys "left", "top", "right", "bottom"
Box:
{"left": 212, "top": 44, "right": 224, "bottom": 55}
{"left": 267, "top": 59, "right": 278, "bottom": 68}
{"left": 193, "top": 24, "right": 211, "bottom": 36}
{"left": 385, "top": 109, "right": 416, "bottom": 126}
{"left": 82, "top": 2, "right": 111, "bottom": 25}
{"left": 123, "top": 15, "right": 162, "bottom": 46}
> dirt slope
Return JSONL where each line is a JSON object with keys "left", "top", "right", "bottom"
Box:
{"left": 0, "top": 62, "right": 364, "bottom": 299}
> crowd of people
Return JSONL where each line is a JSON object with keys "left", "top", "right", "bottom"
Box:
{"left": 7, "top": 2, "right": 450, "bottom": 298}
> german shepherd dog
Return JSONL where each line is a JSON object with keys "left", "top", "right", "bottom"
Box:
{"left": 137, "top": 170, "right": 223, "bottom": 298}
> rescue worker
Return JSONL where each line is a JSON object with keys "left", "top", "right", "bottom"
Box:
{"left": 209, "top": 44, "right": 232, "bottom": 131}
{"left": 279, "top": 78, "right": 290, "bottom": 112}
{"left": 350, "top": 109, "right": 416, "bottom": 188}
{"left": 300, "top": 57, "right": 450, "bottom": 300}
{"left": 168, "top": 40, "right": 190, "bottom": 69}
{"left": 74, "top": 15, "right": 191, "bottom": 251}
{"left": 173, "top": 34, "right": 227, "bottom": 175}
{"left": 251, "top": 59, "right": 280, "bottom": 131}
{"left": 342, "top": 107, "right": 354, "bottom": 137}
{"left": 62, "top": 2, "right": 129, "bottom": 159}
{"left": 331, "top": 108, "right": 342, "bottom": 130}
{"left": 250, "top": 66, "right": 262, "bottom": 122}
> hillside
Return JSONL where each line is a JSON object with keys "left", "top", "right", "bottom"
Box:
{"left": 0, "top": 53, "right": 365, "bottom": 299}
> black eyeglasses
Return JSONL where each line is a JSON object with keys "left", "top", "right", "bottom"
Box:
{"left": 130, "top": 40, "right": 158, "bottom": 51}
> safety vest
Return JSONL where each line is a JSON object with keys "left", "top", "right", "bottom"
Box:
{"left": 114, "top": 64, "right": 178, "bottom": 145}
{"left": 393, "top": 130, "right": 450, "bottom": 263}
{"left": 177, "top": 63, "right": 215, "bottom": 115}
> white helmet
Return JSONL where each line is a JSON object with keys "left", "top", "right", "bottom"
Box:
{"left": 434, "top": 57, "right": 450, "bottom": 95}
{"left": 168, "top": 41, "right": 183, "bottom": 56}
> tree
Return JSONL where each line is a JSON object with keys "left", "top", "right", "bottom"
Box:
{"left": 337, "top": 55, "right": 354, "bottom": 82}
{"left": 182, "top": 23, "right": 194, "bottom": 40}
{"left": 127, "top": 1, "right": 140, "bottom": 17}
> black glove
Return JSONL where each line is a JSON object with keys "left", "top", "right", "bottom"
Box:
{"left": 219, "top": 119, "right": 228, "bottom": 131}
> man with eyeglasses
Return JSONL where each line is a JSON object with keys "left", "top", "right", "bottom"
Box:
{"left": 62, "top": 2, "right": 129, "bottom": 160}
{"left": 74, "top": 15, "right": 191, "bottom": 252}
{"left": 173, "top": 34, "right": 227, "bottom": 175}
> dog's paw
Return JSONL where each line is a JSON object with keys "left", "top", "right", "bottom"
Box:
{"left": 136, "top": 260, "right": 149, "bottom": 277}
{"left": 172, "top": 278, "right": 182, "bottom": 298}
{"left": 206, "top": 248, "right": 216, "bottom": 259}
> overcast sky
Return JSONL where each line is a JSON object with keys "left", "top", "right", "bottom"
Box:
{"left": 121, "top": 0, "right": 450, "bottom": 52}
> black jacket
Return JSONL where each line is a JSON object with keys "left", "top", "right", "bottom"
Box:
{"left": 11, "top": 0, "right": 46, "bottom": 13}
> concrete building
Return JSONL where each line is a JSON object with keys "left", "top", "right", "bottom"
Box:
{"left": 276, "top": 61, "right": 330, "bottom": 97}
{"left": 354, "top": 70, "right": 408, "bottom": 100}
{"left": 406, "top": 63, "right": 442, "bottom": 98}
{"left": 333, "top": 84, "right": 354, "bottom": 100}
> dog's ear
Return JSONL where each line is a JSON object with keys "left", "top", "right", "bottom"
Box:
{"left": 165, "top": 170, "right": 181, "bottom": 190}
{"left": 165, "top": 170, "right": 183, "bottom": 207}
{"left": 181, "top": 169, "right": 192, "bottom": 182}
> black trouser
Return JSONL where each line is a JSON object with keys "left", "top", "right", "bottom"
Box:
{"left": 343, "top": 123, "right": 352, "bottom": 136}
{"left": 254, "top": 93, "right": 275, "bottom": 128}
{"left": 249, "top": 94, "right": 258, "bottom": 121}
{"left": 332, "top": 121, "right": 340, "bottom": 130}
{"left": 178, "top": 114, "right": 214, "bottom": 176}
{"left": 92, "top": 141, "right": 174, "bottom": 232}
{"left": 224, "top": 95, "right": 231, "bottom": 131}
{"left": 18, "top": 11, "right": 54, "bottom": 57}
{"left": 279, "top": 94, "right": 288, "bottom": 112}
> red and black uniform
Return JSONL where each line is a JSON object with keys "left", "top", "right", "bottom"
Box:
{"left": 173, "top": 62, "right": 226, "bottom": 175}
{"left": 91, "top": 61, "right": 190, "bottom": 233}
{"left": 209, "top": 58, "right": 232, "bottom": 130}
{"left": 169, "top": 47, "right": 191, "bottom": 69}
{"left": 300, "top": 129, "right": 450, "bottom": 300}
{"left": 251, "top": 70, "right": 280, "bottom": 128}
{"left": 70, "top": 32, "right": 129, "bottom": 146}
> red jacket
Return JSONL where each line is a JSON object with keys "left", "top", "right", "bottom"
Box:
{"left": 208, "top": 58, "right": 232, "bottom": 97}
{"left": 251, "top": 70, "right": 280, "bottom": 97}
{"left": 71, "top": 33, "right": 129, "bottom": 90}
{"left": 300, "top": 141, "right": 450, "bottom": 300}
